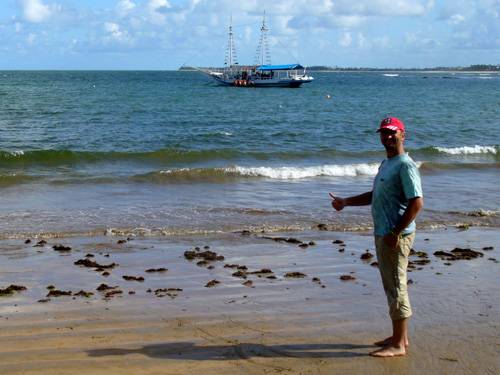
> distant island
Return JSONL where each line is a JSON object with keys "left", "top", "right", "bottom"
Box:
{"left": 179, "top": 64, "right": 499, "bottom": 72}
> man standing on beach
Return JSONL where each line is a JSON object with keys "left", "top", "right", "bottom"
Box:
{"left": 330, "top": 117, "right": 423, "bottom": 357}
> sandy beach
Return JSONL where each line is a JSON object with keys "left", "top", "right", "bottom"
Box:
{"left": 0, "top": 227, "right": 498, "bottom": 374}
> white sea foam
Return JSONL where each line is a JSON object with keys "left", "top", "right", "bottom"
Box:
{"left": 160, "top": 168, "right": 189, "bottom": 175}
{"left": 232, "top": 163, "right": 380, "bottom": 179}
{"left": 9, "top": 150, "right": 24, "bottom": 156}
{"left": 435, "top": 145, "right": 498, "bottom": 155}
{"left": 383, "top": 74, "right": 399, "bottom": 77}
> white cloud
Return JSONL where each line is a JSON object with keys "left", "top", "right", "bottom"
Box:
{"left": 103, "top": 22, "right": 133, "bottom": 44}
{"left": 329, "top": 0, "right": 428, "bottom": 17}
{"left": 339, "top": 32, "right": 352, "bottom": 47}
{"left": 334, "top": 15, "right": 367, "bottom": 28}
{"left": 449, "top": 14, "right": 465, "bottom": 24}
{"left": 20, "top": 0, "right": 52, "bottom": 23}
{"left": 147, "top": 0, "right": 171, "bottom": 23}
{"left": 404, "top": 31, "right": 439, "bottom": 49}
{"left": 282, "top": 0, "right": 428, "bottom": 32}
{"left": 374, "top": 35, "right": 390, "bottom": 48}
{"left": 436, "top": 0, "right": 499, "bottom": 49}
{"left": 4, "top": 0, "right": 498, "bottom": 68}
{"left": 357, "top": 32, "right": 369, "bottom": 49}
{"left": 27, "top": 32, "right": 36, "bottom": 44}
{"left": 116, "top": 0, "right": 136, "bottom": 17}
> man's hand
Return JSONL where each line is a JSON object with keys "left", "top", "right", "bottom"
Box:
{"left": 383, "top": 233, "right": 399, "bottom": 250}
{"left": 329, "top": 193, "right": 345, "bottom": 211}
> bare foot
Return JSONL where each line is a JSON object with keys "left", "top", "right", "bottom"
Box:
{"left": 374, "top": 336, "right": 393, "bottom": 347}
{"left": 369, "top": 345, "right": 406, "bottom": 357}
{"left": 374, "top": 336, "right": 409, "bottom": 347}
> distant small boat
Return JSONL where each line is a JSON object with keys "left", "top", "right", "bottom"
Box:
{"left": 200, "top": 15, "right": 313, "bottom": 88}
{"left": 382, "top": 73, "right": 399, "bottom": 77}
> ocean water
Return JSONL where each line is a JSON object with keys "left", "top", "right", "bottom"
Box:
{"left": 0, "top": 71, "right": 498, "bottom": 238}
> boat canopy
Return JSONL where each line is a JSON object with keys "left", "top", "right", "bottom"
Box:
{"left": 256, "top": 64, "right": 304, "bottom": 71}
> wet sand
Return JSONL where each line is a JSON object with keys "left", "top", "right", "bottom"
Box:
{"left": 0, "top": 227, "right": 498, "bottom": 374}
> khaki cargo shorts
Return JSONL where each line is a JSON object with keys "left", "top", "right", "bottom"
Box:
{"left": 375, "top": 232, "right": 415, "bottom": 320}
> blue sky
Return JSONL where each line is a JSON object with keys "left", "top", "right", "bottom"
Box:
{"left": 0, "top": 0, "right": 498, "bottom": 69}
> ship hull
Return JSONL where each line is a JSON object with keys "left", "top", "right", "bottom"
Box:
{"left": 211, "top": 76, "right": 313, "bottom": 88}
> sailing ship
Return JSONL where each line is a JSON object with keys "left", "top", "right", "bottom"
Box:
{"left": 201, "top": 15, "right": 314, "bottom": 88}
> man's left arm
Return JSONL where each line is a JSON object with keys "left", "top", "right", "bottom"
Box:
{"left": 391, "top": 197, "right": 424, "bottom": 236}
{"left": 384, "top": 161, "right": 424, "bottom": 248}
{"left": 383, "top": 197, "right": 424, "bottom": 248}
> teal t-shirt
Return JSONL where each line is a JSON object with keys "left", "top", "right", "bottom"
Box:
{"left": 371, "top": 153, "right": 423, "bottom": 236}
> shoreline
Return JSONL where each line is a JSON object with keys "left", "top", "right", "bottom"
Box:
{"left": 0, "top": 218, "right": 497, "bottom": 241}
{"left": 1, "top": 227, "right": 498, "bottom": 374}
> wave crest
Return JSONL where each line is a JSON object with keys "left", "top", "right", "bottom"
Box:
{"left": 233, "top": 163, "right": 379, "bottom": 179}
{"left": 434, "top": 145, "right": 498, "bottom": 155}
{"left": 134, "top": 163, "right": 380, "bottom": 183}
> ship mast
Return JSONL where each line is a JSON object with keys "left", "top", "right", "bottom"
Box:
{"left": 254, "top": 11, "right": 271, "bottom": 66}
{"left": 224, "top": 15, "right": 238, "bottom": 67}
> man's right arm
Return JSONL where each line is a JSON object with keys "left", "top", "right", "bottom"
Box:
{"left": 329, "top": 191, "right": 373, "bottom": 211}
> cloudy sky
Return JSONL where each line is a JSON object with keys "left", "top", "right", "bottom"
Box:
{"left": 0, "top": 0, "right": 498, "bottom": 69}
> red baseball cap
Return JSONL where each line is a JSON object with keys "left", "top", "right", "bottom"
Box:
{"left": 377, "top": 117, "right": 405, "bottom": 132}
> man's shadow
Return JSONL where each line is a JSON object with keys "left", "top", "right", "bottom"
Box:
{"left": 87, "top": 342, "right": 372, "bottom": 360}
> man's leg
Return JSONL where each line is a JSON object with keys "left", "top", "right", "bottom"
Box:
{"left": 372, "top": 234, "right": 414, "bottom": 354}
{"left": 374, "top": 317, "right": 409, "bottom": 347}
{"left": 370, "top": 318, "right": 408, "bottom": 357}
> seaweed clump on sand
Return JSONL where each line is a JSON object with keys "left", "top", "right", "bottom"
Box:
{"left": 260, "top": 236, "right": 312, "bottom": 249}
{"left": 317, "top": 223, "right": 328, "bottom": 231}
{"left": 0, "top": 284, "right": 27, "bottom": 296}
{"left": 52, "top": 244, "right": 72, "bottom": 252}
{"left": 96, "top": 283, "right": 118, "bottom": 291}
{"left": 249, "top": 268, "right": 273, "bottom": 275}
{"left": 154, "top": 288, "right": 182, "bottom": 298}
{"left": 73, "top": 290, "right": 94, "bottom": 298}
{"left": 249, "top": 268, "right": 276, "bottom": 280}
{"left": 145, "top": 268, "right": 167, "bottom": 273}
{"left": 74, "top": 258, "right": 118, "bottom": 270}
{"left": 184, "top": 248, "right": 225, "bottom": 269}
{"left": 434, "top": 247, "right": 484, "bottom": 261}
{"left": 360, "top": 251, "right": 374, "bottom": 260}
{"left": 122, "top": 275, "right": 145, "bottom": 282}
{"left": 224, "top": 264, "right": 248, "bottom": 271}
{"left": 231, "top": 270, "right": 248, "bottom": 279}
{"left": 284, "top": 272, "right": 307, "bottom": 278}
{"left": 312, "top": 277, "right": 326, "bottom": 288}
{"left": 234, "top": 268, "right": 276, "bottom": 280}
{"left": 340, "top": 275, "right": 356, "bottom": 281}
{"left": 46, "top": 289, "right": 72, "bottom": 297}
{"left": 96, "top": 284, "right": 123, "bottom": 299}
{"left": 205, "top": 280, "right": 220, "bottom": 288}
{"left": 184, "top": 249, "right": 224, "bottom": 261}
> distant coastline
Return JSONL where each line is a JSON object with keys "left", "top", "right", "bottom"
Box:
{"left": 179, "top": 64, "right": 500, "bottom": 72}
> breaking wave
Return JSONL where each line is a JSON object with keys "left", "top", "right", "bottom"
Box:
{"left": 134, "top": 163, "right": 381, "bottom": 183}
{"left": 0, "top": 145, "right": 497, "bottom": 169}
{"left": 433, "top": 145, "right": 498, "bottom": 155}
{"left": 231, "top": 164, "right": 380, "bottom": 179}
